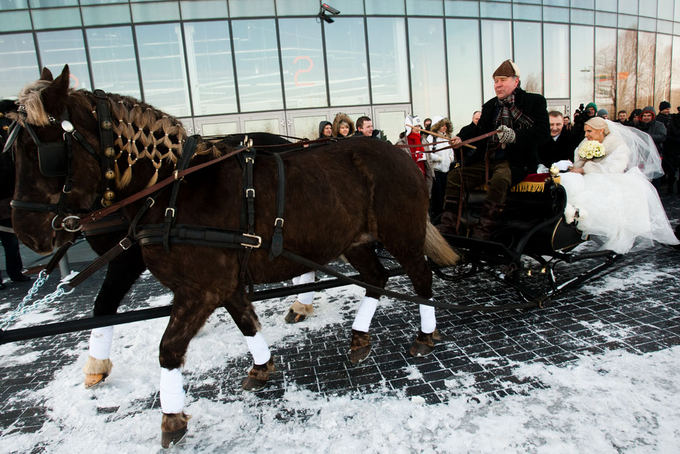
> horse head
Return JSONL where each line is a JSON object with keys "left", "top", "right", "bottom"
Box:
{"left": 8, "top": 64, "right": 196, "bottom": 254}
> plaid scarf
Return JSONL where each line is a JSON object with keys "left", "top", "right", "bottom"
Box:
{"left": 489, "top": 93, "right": 535, "bottom": 149}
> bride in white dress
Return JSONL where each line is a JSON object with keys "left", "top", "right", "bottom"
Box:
{"left": 560, "top": 116, "right": 678, "bottom": 254}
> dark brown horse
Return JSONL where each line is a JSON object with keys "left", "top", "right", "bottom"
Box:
{"left": 9, "top": 65, "right": 458, "bottom": 447}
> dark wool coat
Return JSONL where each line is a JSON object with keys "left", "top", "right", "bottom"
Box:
{"left": 457, "top": 87, "right": 549, "bottom": 184}
{"left": 538, "top": 130, "right": 580, "bottom": 167}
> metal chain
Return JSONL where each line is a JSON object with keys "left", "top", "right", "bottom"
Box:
{"left": 0, "top": 270, "right": 75, "bottom": 330}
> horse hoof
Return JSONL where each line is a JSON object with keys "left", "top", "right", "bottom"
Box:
{"left": 348, "top": 330, "right": 371, "bottom": 365}
{"left": 84, "top": 373, "right": 107, "bottom": 388}
{"left": 161, "top": 412, "right": 191, "bottom": 449}
{"left": 242, "top": 357, "right": 276, "bottom": 391}
{"left": 409, "top": 331, "right": 436, "bottom": 357}
{"left": 161, "top": 427, "right": 187, "bottom": 449}
{"left": 284, "top": 301, "right": 313, "bottom": 324}
{"left": 284, "top": 309, "right": 307, "bottom": 324}
{"left": 82, "top": 356, "right": 112, "bottom": 388}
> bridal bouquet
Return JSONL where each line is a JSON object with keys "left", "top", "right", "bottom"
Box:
{"left": 577, "top": 140, "right": 605, "bottom": 160}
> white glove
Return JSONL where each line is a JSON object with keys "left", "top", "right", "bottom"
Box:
{"left": 496, "top": 125, "right": 516, "bottom": 144}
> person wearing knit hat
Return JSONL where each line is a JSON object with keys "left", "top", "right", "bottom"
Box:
{"left": 659, "top": 101, "right": 671, "bottom": 113}
{"left": 635, "top": 106, "right": 667, "bottom": 188}
{"left": 438, "top": 59, "right": 549, "bottom": 239}
{"left": 597, "top": 108, "right": 608, "bottom": 119}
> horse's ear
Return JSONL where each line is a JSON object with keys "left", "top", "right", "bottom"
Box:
{"left": 40, "top": 67, "right": 53, "bottom": 82}
{"left": 42, "top": 65, "right": 70, "bottom": 114}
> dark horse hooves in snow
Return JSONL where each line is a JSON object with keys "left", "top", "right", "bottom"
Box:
{"left": 8, "top": 65, "right": 458, "bottom": 445}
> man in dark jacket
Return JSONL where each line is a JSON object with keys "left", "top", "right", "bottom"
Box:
{"left": 438, "top": 59, "right": 549, "bottom": 239}
{"left": 538, "top": 111, "right": 579, "bottom": 167}
{"left": 657, "top": 101, "right": 679, "bottom": 193}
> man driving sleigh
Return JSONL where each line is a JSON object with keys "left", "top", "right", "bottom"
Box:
{"left": 438, "top": 59, "right": 549, "bottom": 239}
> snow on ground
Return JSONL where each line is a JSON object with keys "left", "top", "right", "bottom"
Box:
{"left": 2, "top": 267, "right": 680, "bottom": 452}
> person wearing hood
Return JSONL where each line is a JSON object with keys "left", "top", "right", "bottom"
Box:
{"left": 405, "top": 115, "right": 427, "bottom": 176}
{"left": 573, "top": 101, "right": 598, "bottom": 141}
{"left": 626, "top": 109, "right": 642, "bottom": 126}
{"left": 332, "top": 112, "right": 355, "bottom": 137}
{"left": 635, "top": 106, "right": 667, "bottom": 152}
{"left": 318, "top": 120, "right": 332, "bottom": 139}
{"left": 425, "top": 116, "right": 454, "bottom": 221}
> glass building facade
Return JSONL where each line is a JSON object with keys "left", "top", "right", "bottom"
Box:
{"left": 1, "top": 0, "right": 680, "bottom": 141}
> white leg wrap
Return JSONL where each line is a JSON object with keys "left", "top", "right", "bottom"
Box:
{"left": 419, "top": 304, "right": 436, "bottom": 334}
{"left": 88, "top": 326, "right": 113, "bottom": 360}
{"left": 160, "top": 368, "right": 185, "bottom": 414}
{"left": 245, "top": 332, "right": 271, "bottom": 365}
{"left": 292, "top": 271, "right": 316, "bottom": 305}
{"left": 351, "top": 296, "right": 378, "bottom": 332}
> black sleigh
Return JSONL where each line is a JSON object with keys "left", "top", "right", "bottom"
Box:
{"left": 433, "top": 170, "right": 621, "bottom": 308}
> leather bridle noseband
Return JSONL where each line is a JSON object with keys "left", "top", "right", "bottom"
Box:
{"left": 3, "top": 92, "right": 112, "bottom": 233}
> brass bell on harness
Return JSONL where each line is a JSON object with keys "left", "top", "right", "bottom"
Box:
{"left": 103, "top": 190, "right": 115, "bottom": 201}
{"left": 104, "top": 169, "right": 115, "bottom": 180}
{"left": 101, "top": 120, "right": 113, "bottom": 130}
{"left": 104, "top": 146, "right": 115, "bottom": 158}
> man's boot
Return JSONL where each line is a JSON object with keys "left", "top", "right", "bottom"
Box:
{"left": 472, "top": 200, "right": 504, "bottom": 240}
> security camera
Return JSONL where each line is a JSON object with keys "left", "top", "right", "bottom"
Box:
{"left": 321, "top": 3, "right": 340, "bottom": 15}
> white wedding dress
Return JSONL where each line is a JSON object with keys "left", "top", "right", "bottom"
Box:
{"left": 559, "top": 122, "right": 678, "bottom": 254}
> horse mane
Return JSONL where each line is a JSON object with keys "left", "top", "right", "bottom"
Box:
{"left": 15, "top": 81, "right": 223, "bottom": 189}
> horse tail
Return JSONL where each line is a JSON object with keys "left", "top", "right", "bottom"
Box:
{"left": 424, "top": 221, "right": 459, "bottom": 266}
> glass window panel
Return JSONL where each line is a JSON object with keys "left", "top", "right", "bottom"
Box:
{"left": 325, "top": 0, "right": 363, "bottom": 15}
{"left": 654, "top": 34, "right": 672, "bottom": 109}
{"left": 571, "top": 0, "right": 593, "bottom": 8}
{"left": 180, "top": 1, "right": 228, "bottom": 20}
{"left": 229, "top": 0, "right": 274, "bottom": 17}
{"left": 570, "top": 25, "right": 594, "bottom": 116}
{"left": 618, "top": 0, "right": 637, "bottom": 14}
{"left": 671, "top": 36, "right": 680, "bottom": 107}
{"left": 244, "top": 117, "right": 282, "bottom": 134}
{"left": 658, "top": 0, "right": 673, "bottom": 16}
{"left": 0, "top": 11, "right": 32, "bottom": 32}
{"left": 636, "top": 32, "right": 655, "bottom": 108}
{"left": 657, "top": 20, "right": 673, "bottom": 34}
{"left": 279, "top": 18, "right": 328, "bottom": 108}
{"left": 374, "top": 109, "right": 408, "bottom": 144}
{"left": 571, "top": 8, "right": 594, "bottom": 24}
{"left": 367, "top": 17, "right": 409, "bottom": 104}
{"left": 544, "top": 0, "right": 569, "bottom": 6}
{"left": 480, "top": 1, "right": 511, "bottom": 18}
{"left": 594, "top": 27, "right": 616, "bottom": 113}
{"left": 201, "top": 120, "right": 239, "bottom": 136}
{"left": 513, "top": 22, "right": 542, "bottom": 94}
{"left": 0, "top": 33, "right": 39, "bottom": 99}
{"left": 136, "top": 23, "right": 190, "bottom": 117}
{"left": 31, "top": 7, "right": 81, "bottom": 28}
{"left": 232, "top": 19, "right": 283, "bottom": 111}
{"left": 639, "top": 17, "right": 656, "bottom": 31}
{"left": 324, "top": 17, "right": 369, "bottom": 106}
{"left": 37, "top": 30, "right": 91, "bottom": 91}
{"left": 639, "top": 0, "right": 657, "bottom": 16}
{"left": 290, "top": 114, "right": 327, "bottom": 140}
{"left": 594, "top": 0, "right": 616, "bottom": 12}
{"left": 616, "top": 29, "right": 637, "bottom": 113}
{"left": 29, "top": 0, "right": 76, "bottom": 6}
{"left": 445, "top": 0, "right": 479, "bottom": 16}
{"left": 82, "top": 4, "right": 131, "bottom": 26}
{"left": 513, "top": 4, "right": 541, "bottom": 20}
{"left": 543, "top": 24, "right": 569, "bottom": 98}
{"left": 676, "top": 1, "right": 680, "bottom": 21}
{"left": 480, "top": 20, "right": 511, "bottom": 101}
{"left": 276, "top": 0, "right": 318, "bottom": 15}
{"left": 676, "top": 22, "right": 680, "bottom": 35}
{"left": 618, "top": 14, "right": 638, "bottom": 29}
{"left": 406, "top": 0, "right": 443, "bottom": 16}
{"left": 183, "top": 21, "right": 237, "bottom": 115}
{"left": 543, "top": 6, "right": 569, "bottom": 22}
{"left": 365, "top": 0, "right": 404, "bottom": 15}
{"left": 595, "top": 11, "right": 617, "bottom": 26}
{"left": 446, "top": 18, "right": 482, "bottom": 133}
{"left": 408, "top": 18, "right": 447, "bottom": 118}
{"left": 86, "top": 27, "right": 140, "bottom": 98}
{"left": 131, "top": 2, "right": 180, "bottom": 22}
{"left": 0, "top": 0, "right": 29, "bottom": 9}
{"left": 81, "top": 0, "right": 128, "bottom": 4}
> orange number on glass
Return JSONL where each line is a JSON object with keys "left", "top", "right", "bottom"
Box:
{"left": 293, "top": 56, "right": 314, "bottom": 87}
{"left": 69, "top": 73, "right": 80, "bottom": 89}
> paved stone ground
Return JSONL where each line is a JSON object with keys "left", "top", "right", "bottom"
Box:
{"left": 2, "top": 194, "right": 680, "bottom": 450}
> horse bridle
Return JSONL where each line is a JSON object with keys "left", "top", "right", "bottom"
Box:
{"left": 3, "top": 96, "right": 110, "bottom": 233}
